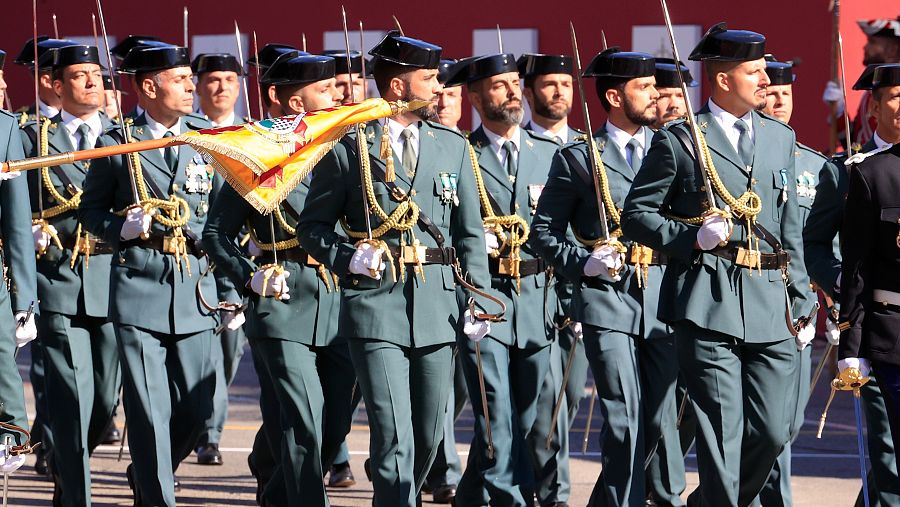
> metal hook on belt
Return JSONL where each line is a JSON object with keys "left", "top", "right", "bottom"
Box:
{"left": 454, "top": 261, "right": 505, "bottom": 322}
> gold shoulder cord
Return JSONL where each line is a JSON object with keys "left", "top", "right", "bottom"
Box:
{"left": 248, "top": 210, "right": 336, "bottom": 292}
{"left": 466, "top": 140, "right": 529, "bottom": 293}
{"left": 32, "top": 118, "right": 64, "bottom": 259}
{"left": 115, "top": 117, "right": 193, "bottom": 274}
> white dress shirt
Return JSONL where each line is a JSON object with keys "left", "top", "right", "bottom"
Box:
{"left": 206, "top": 111, "right": 236, "bottom": 128}
{"left": 60, "top": 109, "right": 103, "bottom": 151}
{"left": 144, "top": 112, "right": 183, "bottom": 158}
{"left": 530, "top": 122, "right": 570, "bottom": 145}
{"left": 873, "top": 131, "right": 894, "bottom": 150}
{"left": 482, "top": 125, "right": 522, "bottom": 168}
{"left": 605, "top": 120, "right": 648, "bottom": 167}
{"left": 38, "top": 99, "right": 59, "bottom": 120}
{"left": 708, "top": 99, "right": 755, "bottom": 155}
{"left": 386, "top": 118, "right": 420, "bottom": 162}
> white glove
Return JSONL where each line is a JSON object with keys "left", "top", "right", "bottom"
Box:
{"left": 696, "top": 213, "right": 731, "bottom": 250}
{"left": 463, "top": 309, "right": 491, "bottom": 342}
{"left": 484, "top": 227, "right": 499, "bottom": 254}
{"left": 220, "top": 309, "right": 246, "bottom": 331}
{"left": 825, "top": 317, "right": 840, "bottom": 346}
{"left": 32, "top": 223, "right": 57, "bottom": 252}
{"left": 822, "top": 80, "right": 845, "bottom": 115}
{"left": 249, "top": 267, "right": 291, "bottom": 300}
{"left": 838, "top": 357, "right": 871, "bottom": 379}
{"left": 0, "top": 170, "right": 21, "bottom": 181}
{"left": 583, "top": 244, "right": 624, "bottom": 281}
{"left": 572, "top": 322, "right": 583, "bottom": 341}
{"left": 0, "top": 446, "right": 25, "bottom": 474}
{"left": 119, "top": 207, "right": 152, "bottom": 241}
{"left": 795, "top": 320, "right": 816, "bottom": 351}
{"left": 14, "top": 312, "right": 36, "bottom": 348}
{"left": 246, "top": 238, "right": 263, "bottom": 257}
{"left": 349, "top": 242, "right": 386, "bottom": 280}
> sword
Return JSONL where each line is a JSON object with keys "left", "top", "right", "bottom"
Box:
{"left": 853, "top": 388, "right": 870, "bottom": 507}
{"left": 2, "top": 435, "right": 9, "bottom": 507}
{"left": 581, "top": 384, "right": 597, "bottom": 454}
{"left": 496, "top": 25, "right": 503, "bottom": 53}
{"left": 32, "top": 0, "right": 45, "bottom": 225}
{"left": 252, "top": 31, "right": 265, "bottom": 121}
{"left": 392, "top": 15, "right": 405, "bottom": 36}
{"left": 51, "top": 13, "right": 59, "bottom": 39}
{"left": 301, "top": 33, "right": 307, "bottom": 53}
{"left": 233, "top": 22, "right": 253, "bottom": 121}
{"left": 183, "top": 6, "right": 189, "bottom": 49}
{"left": 837, "top": 31, "right": 854, "bottom": 155}
{"left": 468, "top": 298, "right": 495, "bottom": 460}
{"left": 545, "top": 322, "right": 581, "bottom": 449}
{"left": 359, "top": 22, "right": 368, "bottom": 98}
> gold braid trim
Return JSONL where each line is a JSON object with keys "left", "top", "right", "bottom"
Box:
{"left": 248, "top": 209, "right": 336, "bottom": 292}
{"left": 466, "top": 140, "right": 529, "bottom": 292}
{"left": 32, "top": 118, "right": 63, "bottom": 258}
{"left": 113, "top": 118, "right": 193, "bottom": 274}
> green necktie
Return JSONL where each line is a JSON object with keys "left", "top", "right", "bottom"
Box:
{"left": 163, "top": 130, "right": 177, "bottom": 171}
{"left": 400, "top": 128, "right": 416, "bottom": 178}
{"left": 734, "top": 119, "right": 753, "bottom": 170}
{"left": 76, "top": 123, "right": 92, "bottom": 152}
{"left": 503, "top": 140, "right": 517, "bottom": 177}
{"left": 626, "top": 137, "right": 642, "bottom": 170}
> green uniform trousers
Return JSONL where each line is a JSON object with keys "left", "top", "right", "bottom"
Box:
{"left": 647, "top": 375, "right": 693, "bottom": 507}
{"left": 246, "top": 337, "right": 280, "bottom": 506}
{"left": 200, "top": 327, "right": 247, "bottom": 446}
{"left": 672, "top": 322, "right": 797, "bottom": 507}
{"left": 456, "top": 338, "right": 551, "bottom": 507}
{"left": 583, "top": 329, "right": 680, "bottom": 507}
{"left": 117, "top": 325, "right": 215, "bottom": 507}
{"left": 529, "top": 324, "right": 589, "bottom": 505}
{"left": 0, "top": 302, "right": 27, "bottom": 441}
{"left": 349, "top": 339, "right": 453, "bottom": 507}
{"left": 254, "top": 338, "right": 356, "bottom": 507}
{"left": 857, "top": 378, "right": 900, "bottom": 506}
{"left": 29, "top": 340, "right": 52, "bottom": 459}
{"left": 426, "top": 355, "right": 467, "bottom": 489}
{"left": 40, "top": 312, "right": 119, "bottom": 506}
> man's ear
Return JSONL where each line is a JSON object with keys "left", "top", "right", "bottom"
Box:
{"left": 268, "top": 85, "right": 280, "bottom": 106}
{"left": 389, "top": 76, "right": 406, "bottom": 99}
{"left": 715, "top": 71, "right": 731, "bottom": 93}
{"left": 141, "top": 77, "right": 158, "bottom": 100}
{"left": 605, "top": 87, "right": 622, "bottom": 109}
{"left": 287, "top": 94, "right": 305, "bottom": 115}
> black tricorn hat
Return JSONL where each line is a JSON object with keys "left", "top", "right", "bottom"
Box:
{"left": 248, "top": 44, "right": 299, "bottom": 70}
{"left": 262, "top": 54, "right": 336, "bottom": 87}
{"left": 463, "top": 53, "right": 518, "bottom": 84}
{"left": 323, "top": 50, "right": 364, "bottom": 75}
{"left": 118, "top": 46, "right": 191, "bottom": 75}
{"left": 51, "top": 45, "right": 104, "bottom": 70}
{"left": 872, "top": 63, "right": 900, "bottom": 89}
{"left": 764, "top": 58, "right": 796, "bottom": 86}
{"left": 852, "top": 64, "right": 881, "bottom": 90}
{"left": 654, "top": 57, "right": 698, "bottom": 88}
{"left": 689, "top": 23, "right": 766, "bottom": 62}
{"left": 191, "top": 53, "right": 242, "bottom": 75}
{"left": 437, "top": 59, "right": 458, "bottom": 84}
{"left": 260, "top": 50, "right": 309, "bottom": 85}
{"left": 110, "top": 35, "right": 170, "bottom": 60}
{"left": 442, "top": 57, "right": 478, "bottom": 87}
{"left": 516, "top": 53, "right": 573, "bottom": 77}
{"left": 15, "top": 37, "right": 78, "bottom": 69}
{"left": 584, "top": 48, "right": 655, "bottom": 79}
{"left": 369, "top": 31, "right": 441, "bottom": 69}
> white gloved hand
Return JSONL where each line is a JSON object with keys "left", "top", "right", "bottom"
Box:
{"left": 838, "top": 357, "right": 871, "bottom": 379}
{"left": 0, "top": 170, "right": 21, "bottom": 182}
{"left": 572, "top": 322, "right": 583, "bottom": 341}
{"left": 32, "top": 223, "right": 57, "bottom": 252}
{"left": 696, "top": 213, "right": 731, "bottom": 250}
{"left": 0, "top": 445, "right": 25, "bottom": 474}
{"left": 795, "top": 320, "right": 816, "bottom": 351}
{"left": 119, "top": 207, "right": 152, "bottom": 241}
{"left": 484, "top": 227, "right": 500, "bottom": 254}
{"left": 463, "top": 309, "right": 491, "bottom": 342}
{"left": 583, "top": 244, "right": 624, "bottom": 281}
{"left": 822, "top": 80, "right": 845, "bottom": 115}
{"left": 249, "top": 267, "right": 291, "bottom": 300}
{"left": 349, "top": 242, "right": 386, "bottom": 280}
{"left": 221, "top": 309, "right": 246, "bottom": 331}
{"left": 825, "top": 317, "right": 840, "bottom": 346}
{"left": 14, "top": 312, "right": 36, "bottom": 348}
{"left": 246, "top": 238, "right": 263, "bottom": 257}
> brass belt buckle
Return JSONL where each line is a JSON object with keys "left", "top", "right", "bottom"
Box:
{"left": 629, "top": 244, "right": 655, "bottom": 265}
{"left": 162, "top": 235, "right": 180, "bottom": 255}
{"left": 82, "top": 235, "right": 98, "bottom": 255}
{"left": 400, "top": 245, "right": 427, "bottom": 264}
{"left": 735, "top": 247, "right": 759, "bottom": 268}
{"left": 496, "top": 258, "right": 514, "bottom": 275}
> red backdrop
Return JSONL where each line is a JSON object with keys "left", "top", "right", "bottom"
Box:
{"left": 1, "top": 0, "right": 895, "bottom": 152}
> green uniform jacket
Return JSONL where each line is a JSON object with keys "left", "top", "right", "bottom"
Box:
{"left": 804, "top": 139, "right": 877, "bottom": 293}
{"left": 77, "top": 113, "right": 225, "bottom": 335}
{"left": 794, "top": 143, "right": 827, "bottom": 225}
{"left": 0, "top": 111, "right": 38, "bottom": 314}
{"left": 620, "top": 107, "right": 813, "bottom": 342}
{"left": 297, "top": 120, "right": 489, "bottom": 347}
{"left": 203, "top": 180, "right": 341, "bottom": 345}
{"left": 468, "top": 126, "right": 558, "bottom": 348}
{"left": 21, "top": 112, "right": 114, "bottom": 318}
{"left": 530, "top": 126, "right": 668, "bottom": 338}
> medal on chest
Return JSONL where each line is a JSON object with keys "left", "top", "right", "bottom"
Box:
{"left": 439, "top": 172, "right": 459, "bottom": 206}
{"left": 796, "top": 171, "right": 816, "bottom": 200}
{"left": 527, "top": 184, "right": 544, "bottom": 215}
{"left": 184, "top": 154, "right": 213, "bottom": 194}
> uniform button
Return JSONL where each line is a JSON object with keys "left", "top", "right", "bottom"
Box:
{"left": 410, "top": 189, "right": 417, "bottom": 196}
{"left": 119, "top": 257, "right": 126, "bottom": 264}
{"left": 172, "top": 183, "right": 180, "bottom": 192}
{"left": 352, "top": 279, "right": 359, "bottom": 286}
{"left": 751, "top": 178, "right": 758, "bottom": 185}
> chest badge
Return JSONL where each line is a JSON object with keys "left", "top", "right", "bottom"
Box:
{"left": 796, "top": 171, "right": 817, "bottom": 200}
{"left": 439, "top": 172, "right": 459, "bottom": 206}
{"left": 527, "top": 184, "right": 544, "bottom": 215}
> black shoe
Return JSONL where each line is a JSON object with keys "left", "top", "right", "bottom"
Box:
{"left": 196, "top": 443, "right": 223, "bottom": 465}
{"left": 328, "top": 461, "right": 356, "bottom": 488}
{"left": 126, "top": 464, "right": 143, "bottom": 507}
{"left": 432, "top": 484, "right": 457, "bottom": 504}
{"left": 421, "top": 482, "right": 433, "bottom": 494}
{"left": 34, "top": 448, "right": 49, "bottom": 477}
{"left": 363, "top": 458, "right": 371, "bottom": 481}
{"left": 248, "top": 455, "right": 263, "bottom": 506}
{"left": 100, "top": 420, "right": 121, "bottom": 445}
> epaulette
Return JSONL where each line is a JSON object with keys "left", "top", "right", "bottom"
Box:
{"left": 756, "top": 110, "right": 795, "bottom": 133}
{"left": 523, "top": 128, "right": 560, "bottom": 147}
{"left": 661, "top": 118, "right": 688, "bottom": 131}
{"left": 796, "top": 142, "right": 827, "bottom": 161}
{"left": 844, "top": 143, "right": 892, "bottom": 166}
{"left": 184, "top": 112, "right": 213, "bottom": 131}
{"left": 427, "top": 120, "right": 467, "bottom": 140}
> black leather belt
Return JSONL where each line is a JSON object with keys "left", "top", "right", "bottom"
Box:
{"left": 489, "top": 257, "right": 545, "bottom": 277}
{"left": 122, "top": 233, "right": 205, "bottom": 258}
{"left": 707, "top": 245, "right": 790, "bottom": 270}
{"left": 60, "top": 235, "right": 113, "bottom": 255}
{"left": 386, "top": 245, "right": 456, "bottom": 265}
{"left": 625, "top": 243, "right": 668, "bottom": 266}
{"left": 259, "top": 247, "right": 321, "bottom": 266}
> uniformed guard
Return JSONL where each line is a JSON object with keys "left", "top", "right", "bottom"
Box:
{"left": 531, "top": 47, "right": 685, "bottom": 507}
{"left": 247, "top": 44, "right": 302, "bottom": 119}
{"left": 0, "top": 50, "right": 9, "bottom": 110}
{"left": 204, "top": 53, "right": 354, "bottom": 507}
{"left": 619, "top": 24, "right": 815, "bottom": 506}
{"left": 0, "top": 95, "right": 39, "bottom": 480}
{"left": 190, "top": 51, "right": 245, "bottom": 468}
{"left": 838, "top": 65, "right": 900, "bottom": 458}
{"left": 296, "top": 31, "right": 491, "bottom": 507}
{"left": 109, "top": 36, "right": 174, "bottom": 121}
{"left": 805, "top": 62, "right": 900, "bottom": 506}
{"left": 100, "top": 73, "right": 124, "bottom": 122}
{"left": 517, "top": 51, "right": 586, "bottom": 507}
{"left": 77, "top": 44, "right": 232, "bottom": 507}
{"left": 444, "top": 52, "right": 559, "bottom": 507}
{"left": 651, "top": 57, "right": 698, "bottom": 129}
{"left": 323, "top": 49, "right": 367, "bottom": 105}
{"left": 434, "top": 58, "right": 464, "bottom": 133}
{"left": 19, "top": 43, "right": 119, "bottom": 507}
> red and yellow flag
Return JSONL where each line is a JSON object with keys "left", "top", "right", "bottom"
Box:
{"left": 177, "top": 98, "right": 409, "bottom": 213}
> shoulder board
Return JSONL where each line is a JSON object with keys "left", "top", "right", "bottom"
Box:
{"left": 426, "top": 120, "right": 466, "bottom": 140}
{"left": 523, "top": 129, "right": 559, "bottom": 146}
{"left": 560, "top": 140, "right": 588, "bottom": 154}
{"left": 184, "top": 113, "right": 212, "bottom": 131}
{"left": 844, "top": 143, "right": 893, "bottom": 166}
{"left": 662, "top": 118, "right": 688, "bottom": 130}
{"left": 756, "top": 110, "right": 794, "bottom": 132}
{"left": 796, "top": 142, "right": 826, "bottom": 161}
